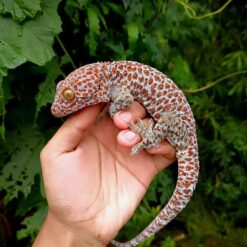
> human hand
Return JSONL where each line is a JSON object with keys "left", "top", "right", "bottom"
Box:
{"left": 33, "top": 102, "right": 176, "bottom": 246}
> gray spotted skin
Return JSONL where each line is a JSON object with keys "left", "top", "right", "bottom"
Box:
{"left": 51, "top": 61, "right": 200, "bottom": 247}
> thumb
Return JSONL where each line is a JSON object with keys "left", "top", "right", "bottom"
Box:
{"left": 45, "top": 104, "right": 102, "bottom": 156}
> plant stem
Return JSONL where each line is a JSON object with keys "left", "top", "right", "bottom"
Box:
{"left": 56, "top": 36, "right": 77, "bottom": 70}
{"left": 175, "top": 0, "right": 232, "bottom": 20}
{"left": 183, "top": 70, "right": 247, "bottom": 94}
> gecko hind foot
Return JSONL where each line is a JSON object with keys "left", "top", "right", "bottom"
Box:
{"left": 130, "top": 119, "right": 161, "bottom": 154}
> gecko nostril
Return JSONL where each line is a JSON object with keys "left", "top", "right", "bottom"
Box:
{"left": 51, "top": 104, "right": 61, "bottom": 117}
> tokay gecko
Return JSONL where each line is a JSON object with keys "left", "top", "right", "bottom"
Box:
{"left": 51, "top": 61, "right": 200, "bottom": 246}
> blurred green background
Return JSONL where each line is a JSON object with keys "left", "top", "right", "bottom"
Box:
{"left": 0, "top": 0, "right": 247, "bottom": 246}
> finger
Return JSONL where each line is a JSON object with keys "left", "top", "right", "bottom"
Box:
{"left": 117, "top": 118, "right": 149, "bottom": 147}
{"left": 117, "top": 130, "right": 141, "bottom": 147}
{"left": 117, "top": 115, "right": 176, "bottom": 161}
{"left": 43, "top": 104, "right": 102, "bottom": 156}
{"left": 113, "top": 101, "right": 147, "bottom": 129}
{"left": 146, "top": 141, "right": 176, "bottom": 161}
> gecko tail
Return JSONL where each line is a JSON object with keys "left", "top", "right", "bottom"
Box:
{"left": 111, "top": 148, "right": 199, "bottom": 247}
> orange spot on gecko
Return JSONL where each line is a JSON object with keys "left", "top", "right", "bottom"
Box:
{"left": 158, "top": 84, "right": 164, "bottom": 90}
{"left": 184, "top": 190, "right": 191, "bottom": 194}
{"left": 144, "top": 70, "right": 149, "bottom": 76}
{"left": 186, "top": 166, "right": 193, "bottom": 171}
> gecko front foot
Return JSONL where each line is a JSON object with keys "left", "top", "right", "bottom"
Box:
{"left": 130, "top": 119, "right": 163, "bottom": 154}
{"left": 109, "top": 92, "right": 134, "bottom": 117}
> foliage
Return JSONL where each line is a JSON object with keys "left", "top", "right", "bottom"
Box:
{"left": 0, "top": 0, "right": 247, "bottom": 246}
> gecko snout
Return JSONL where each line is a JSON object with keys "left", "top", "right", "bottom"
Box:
{"left": 51, "top": 103, "right": 63, "bottom": 117}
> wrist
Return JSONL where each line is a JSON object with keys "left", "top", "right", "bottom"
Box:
{"left": 33, "top": 212, "right": 106, "bottom": 247}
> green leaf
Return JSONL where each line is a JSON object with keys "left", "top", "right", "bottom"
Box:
{"left": 0, "top": 123, "right": 5, "bottom": 141}
{"left": 0, "top": 0, "right": 42, "bottom": 22}
{"left": 0, "top": 128, "right": 44, "bottom": 202}
{"left": 125, "top": 22, "right": 139, "bottom": 47}
{"left": 77, "top": 0, "right": 88, "bottom": 8}
{"left": 122, "top": 0, "right": 132, "bottom": 10}
{"left": 138, "top": 235, "right": 155, "bottom": 247}
{"left": 0, "top": 72, "right": 14, "bottom": 141}
{"left": 0, "top": 0, "right": 62, "bottom": 72}
{"left": 160, "top": 236, "right": 175, "bottom": 247}
{"left": 222, "top": 51, "right": 247, "bottom": 71}
{"left": 17, "top": 203, "right": 47, "bottom": 240}
{"left": 168, "top": 55, "right": 198, "bottom": 88}
{"left": 0, "top": 77, "right": 5, "bottom": 141}
{"left": 86, "top": 6, "right": 100, "bottom": 55}
{"left": 35, "top": 59, "right": 63, "bottom": 121}
{"left": 0, "top": 39, "right": 26, "bottom": 75}
{"left": 0, "top": 77, "right": 4, "bottom": 116}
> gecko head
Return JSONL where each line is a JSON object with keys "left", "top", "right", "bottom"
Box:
{"left": 51, "top": 64, "right": 110, "bottom": 117}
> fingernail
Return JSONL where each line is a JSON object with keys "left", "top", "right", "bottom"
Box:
{"left": 119, "top": 112, "right": 132, "bottom": 123}
{"left": 123, "top": 131, "right": 137, "bottom": 141}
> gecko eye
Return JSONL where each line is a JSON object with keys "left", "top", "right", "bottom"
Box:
{"left": 62, "top": 88, "right": 75, "bottom": 101}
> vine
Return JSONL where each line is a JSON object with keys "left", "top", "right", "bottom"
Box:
{"left": 56, "top": 36, "right": 77, "bottom": 70}
{"left": 183, "top": 70, "right": 247, "bottom": 93}
{"left": 175, "top": 0, "right": 232, "bottom": 20}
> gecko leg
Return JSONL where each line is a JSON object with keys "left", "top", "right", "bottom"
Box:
{"left": 108, "top": 92, "right": 134, "bottom": 118}
{"left": 130, "top": 112, "right": 188, "bottom": 154}
{"left": 154, "top": 112, "right": 188, "bottom": 150}
{"left": 130, "top": 118, "right": 165, "bottom": 154}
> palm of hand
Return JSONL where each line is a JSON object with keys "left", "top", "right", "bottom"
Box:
{"left": 41, "top": 105, "right": 174, "bottom": 244}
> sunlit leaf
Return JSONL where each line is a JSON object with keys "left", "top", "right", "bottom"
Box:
{"left": 125, "top": 22, "right": 139, "bottom": 47}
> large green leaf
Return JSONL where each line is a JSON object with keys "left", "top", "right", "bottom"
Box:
{"left": 0, "top": 0, "right": 41, "bottom": 22}
{"left": 0, "top": 0, "right": 62, "bottom": 72}
{"left": 0, "top": 128, "right": 44, "bottom": 202}
{"left": 0, "top": 39, "right": 25, "bottom": 76}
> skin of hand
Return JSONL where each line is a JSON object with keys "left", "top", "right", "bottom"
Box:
{"left": 33, "top": 102, "right": 176, "bottom": 247}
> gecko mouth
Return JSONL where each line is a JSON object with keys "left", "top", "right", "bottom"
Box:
{"left": 51, "top": 104, "right": 64, "bottom": 117}
{"left": 51, "top": 100, "right": 85, "bottom": 118}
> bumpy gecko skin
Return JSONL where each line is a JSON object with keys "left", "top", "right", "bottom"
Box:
{"left": 51, "top": 61, "right": 199, "bottom": 247}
